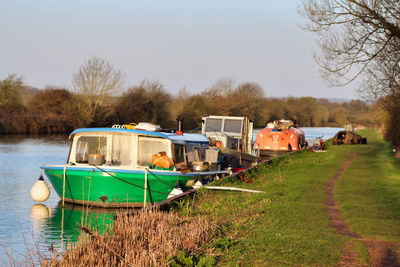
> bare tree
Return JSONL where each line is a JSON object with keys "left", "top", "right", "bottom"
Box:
{"left": 73, "top": 56, "right": 125, "bottom": 124}
{"left": 300, "top": 0, "right": 400, "bottom": 97}
{"left": 206, "top": 77, "right": 236, "bottom": 96}
{"left": 201, "top": 78, "right": 236, "bottom": 115}
{"left": 301, "top": 0, "right": 400, "bottom": 143}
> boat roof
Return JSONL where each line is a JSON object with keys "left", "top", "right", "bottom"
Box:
{"left": 164, "top": 132, "right": 209, "bottom": 144}
{"left": 70, "top": 128, "right": 209, "bottom": 145}
{"left": 203, "top": 115, "right": 246, "bottom": 120}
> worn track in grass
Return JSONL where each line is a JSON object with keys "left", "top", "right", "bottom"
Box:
{"left": 326, "top": 154, "right": 400, "bottom": 267}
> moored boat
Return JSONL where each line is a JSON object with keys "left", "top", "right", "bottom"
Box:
{"left": 41, "top": 126, "right": 228, "bottom": 208}
{"left": 201, "top": 115, "right": 259, "bottom": 169}
{"left": 254, "top": 120, "right": 306, "bottom": 157}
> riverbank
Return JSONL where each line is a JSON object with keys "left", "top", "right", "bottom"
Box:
{"left": 43, "top": 128, "right": 400, "bottom": 266}
{"left": 189, "top": 128, "right": 400, "bottom": 266}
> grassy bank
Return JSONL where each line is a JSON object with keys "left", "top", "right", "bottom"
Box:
{"left": 186, "top": 128, "right": 400, "bottom": 265}
{"left": 191, "top": 146, "right": 351, "bottom": 265}
{"left": 47, "top": 128, "right": 400, "bottom": 266}
{"left": 336, "top": 129, "right": 400, "bottom": 241}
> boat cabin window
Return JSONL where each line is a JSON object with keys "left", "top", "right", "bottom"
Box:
{"left": 111, "top": 134, "right": 132, "bottom": 167}
{"left": 228, "top": 138, "right": 240, "bottom": 150}
{"left": 186, "top": 143, "right": 202, "bottom": 162}
{"left": 205, "top": 118, "right": 223, "bottom": 132}
{"left": 173, "top": 144, "right": 186, "bottom": 164}
{"left": 137, "top": 136, "right": 171, "bottom": 166}
{"left": 75, "top": 136, "right": 107, "bottom": 164}
{"left": 223, "top": 119, "right": 242, "bottom": 134}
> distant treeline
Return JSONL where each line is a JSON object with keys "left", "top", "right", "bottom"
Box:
{"left": 0, "top": 75, "right": 380, "bottom": 135}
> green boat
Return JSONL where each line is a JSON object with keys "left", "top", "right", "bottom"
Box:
{"left": 41, "top": 127, "right": 227, "bottom": 207}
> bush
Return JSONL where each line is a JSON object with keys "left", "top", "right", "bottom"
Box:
{"left": 27, "top": 88, "right": 73, "bottom": 115}
{"left": 0, "top": 112, "right": 76, "bottom": 134}
{"left": 0, "top": 74, "right": 25, "bottom": 113}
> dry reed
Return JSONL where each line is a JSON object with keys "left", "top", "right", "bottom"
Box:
{"left": 48, "top": 209, "right": 217, "bottom": 267}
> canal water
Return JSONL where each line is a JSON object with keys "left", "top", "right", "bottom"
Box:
{"left": 253, "top": 127, "right": 342, "bottom": 142}
{"left": 0, "top": 127, "right": 342, "bottom": 263}
{"left": 301, "top": 127, "right": 343, "bottom": 142}
{"left": 0, "top": 135, "right": 115, "bottom": 264}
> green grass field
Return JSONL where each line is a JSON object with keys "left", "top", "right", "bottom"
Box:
{"left": 184, "top": 129, "right": 400, "bottom": 266}
{"left": 336, "top": 130, "right": 400, "bottom": 241}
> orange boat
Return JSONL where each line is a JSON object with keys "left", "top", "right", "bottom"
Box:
{"left": 254, "top": 120, "right": 306, "bottom": 156}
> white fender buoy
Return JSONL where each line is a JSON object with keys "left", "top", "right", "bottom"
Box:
{"left": 168, "top": 186, "right": 183, "bottom": 198}
{"left": 30, "top": 175, "right": 50, "bottom": 202}
{"left": 192, "top": 180, "right": 203, "bottom": 189}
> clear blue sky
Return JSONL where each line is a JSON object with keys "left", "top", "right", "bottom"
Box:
{"left": 0, "top": 0, "right": 358, "bottom": 99}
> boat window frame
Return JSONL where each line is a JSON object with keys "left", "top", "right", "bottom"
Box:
{"left": 204, "top": 118, "right": 223, "bottom": 133}
{"left": 68, "top": 132, "right": 136, "bottom": 169}
{"left": 69, "top": 133, "right": 110, "bottom": 166}
{"left": 172, "top": 142, "right": 187, "bottom": 165}
{"left": 136, "top": 135, "right": 173, "bottom": 169}
{"left": 186, "top": 143, "right": 203, "bottom": 162}
{"left": 204, "top": 117, "right": 244, "bottom": 137}
{"left": 223, "top": 119, "right": 243, "bottom": 135}
{"left": 109, "top": 132, "right": 135, "bottom": 168}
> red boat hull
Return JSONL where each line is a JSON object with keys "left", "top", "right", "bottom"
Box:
{"left": 254, "top": 127, "right": 306, "bottom": 152}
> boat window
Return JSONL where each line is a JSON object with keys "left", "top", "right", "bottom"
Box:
{"left": 227, "top": 138, "right": 240, "bottom": 150}
{"left": 186, "top": 144, "right": 202, "bottom": 162}
{"left": 205, "top": 118, "right": 223, "bottom": 132}
{"left": 223, "top": 119, "right": 242, "bottom": 134}
{"left": 193, "top": 146, "right": 202, "bottom": 161}
{"left": 137, "top": 136, "right": 170, "bottom": 166}
{"left": 75, "top": 136, "right": 107, "bottom": 164}
{"left": 173, "top": 144, "right": 186, "bottom": 164}
{"left": 111, "top": 134, "right": 132, "bottom": 167}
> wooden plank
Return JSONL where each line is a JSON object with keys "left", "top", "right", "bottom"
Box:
{"left": 153, "top": 189, "right": 197, "bottom": 210}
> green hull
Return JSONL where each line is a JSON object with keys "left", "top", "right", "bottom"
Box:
{"left": 43, "top": 166, "right": 204, "bottom": 207}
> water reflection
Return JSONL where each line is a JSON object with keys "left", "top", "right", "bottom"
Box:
{"left": 32, "top": 202, "right": 139, "bottom": 250}
{"left": 21, "top": 203, "right": 127, "bottom": 265}
{"left": 30, "top": 204, "right": 50, "bottom": 224}
{"left": 0, "top": 135, "right": 71, "bottom": 263}
{"left": 33, "top": 203, "right": 116, "bottom": 245}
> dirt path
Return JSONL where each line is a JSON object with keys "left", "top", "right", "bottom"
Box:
{"left": 326, "top": 154, "right": 400, "bottom": 267}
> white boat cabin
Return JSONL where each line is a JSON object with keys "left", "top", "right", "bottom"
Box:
{"left": 201, "top": 115, "right": 254, "bottom": 155}
{"left": 67, "top": 128, "right": 210, "bottom": 171}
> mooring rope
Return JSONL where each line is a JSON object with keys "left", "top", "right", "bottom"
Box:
{"left": 89, "top": 164, "right": 169, "bottom": 195}
{"left": 145, "top": 168, "right": 176, "bottom": 189}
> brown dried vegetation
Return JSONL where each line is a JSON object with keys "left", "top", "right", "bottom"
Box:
{"left": 0, "top": 74, "right": 380, "bottom": 134}
{"left": 49, "top": 209, "right": 217, "bottom": 266}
